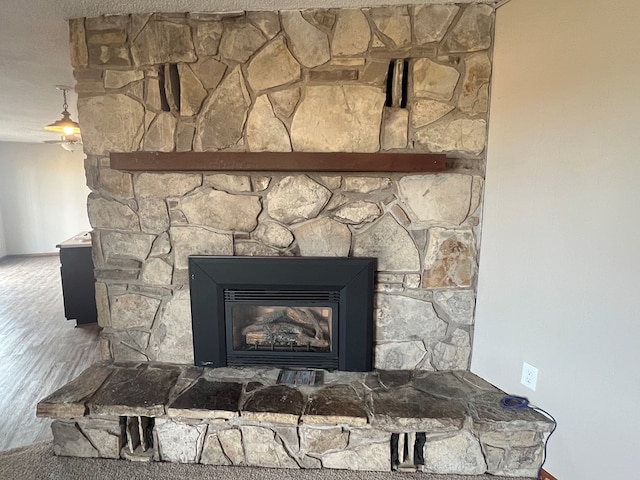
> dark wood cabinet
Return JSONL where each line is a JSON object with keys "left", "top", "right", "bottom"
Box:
{"left": 57, "top": 233, "right": 97, "bottom": 325}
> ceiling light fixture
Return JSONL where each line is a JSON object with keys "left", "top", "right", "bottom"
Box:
{"left": 44, "top": 86, "right": 80, "bottom": 136}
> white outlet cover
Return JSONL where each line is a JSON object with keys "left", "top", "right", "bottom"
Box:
{"left": 521, "top": 362, "right": 538, "bottom": 391}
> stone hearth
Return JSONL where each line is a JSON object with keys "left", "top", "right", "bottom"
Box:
{"left": 38, "top": 362, "right": 553, "bottom": 477}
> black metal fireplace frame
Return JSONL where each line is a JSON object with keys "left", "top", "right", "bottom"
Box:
{"left": 188, "top": 256, "right": 376, "bottom": 371}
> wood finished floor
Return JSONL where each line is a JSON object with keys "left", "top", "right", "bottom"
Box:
{"left": 0, "top": 255, "right": 101, "bottom": 451}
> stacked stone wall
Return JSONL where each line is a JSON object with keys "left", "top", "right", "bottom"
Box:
{"left": 71, "top": 4, "right": 495, "bottom": 370}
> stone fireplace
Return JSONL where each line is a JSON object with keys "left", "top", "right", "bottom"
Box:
{"left": 74, "top": 3, "right": 492, "bottom": 372}
{"left": 36, "top": 4, "right": 557, "bottom": 475}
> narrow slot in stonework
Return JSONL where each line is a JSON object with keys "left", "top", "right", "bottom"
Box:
{"left": 161, "top": 63, "right": 180, "bottom": 112}
{"left": 391, "top": 432, "right": 425, "bottom": 471}
{"left": 157, "top": 67, "right": 170, "bottom": 112}
{"left": 385, "top": 59, "right": 409, "bottom": 108}
{"left": 125, "top": 416, "right": 154, "bottom": 455}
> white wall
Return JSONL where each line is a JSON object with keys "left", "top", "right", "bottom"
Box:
{"left": 472, "top": 0, "right": 640, "bottom": 478}
{"left": 0, "top": 142, "right": 90, "bottom": 254}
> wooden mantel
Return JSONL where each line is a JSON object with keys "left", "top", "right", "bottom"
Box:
{"left": 110, "top": 151, "right": 447, "bottom": 173}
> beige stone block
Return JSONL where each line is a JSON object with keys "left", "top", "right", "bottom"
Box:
{"left": 194, "top": 21, "right": 223, "bottom": 56}
{"left": 266, "top": 175, "right": 331, "bottom": 224}
{"left": 169, "top": 226, "right": 233, "bottom": 270}
{"left": 352, "top": 214, "right": 420, "bottom": 271}
{"left": 281, "top": 11, "right": 330, "bottom": 68}
{"left": 155, "top": 420, "right": 207, "bottom": 463}
{"left": 423, "top": 430, "right": 486, "bottom": 474}
{"left": 204, "top": 173, "right": 252, "bottom": 193}
{"left": 131, "top": 20, "right": 196, "bottom": 65}
{"left": 247, "top": 37, "right": 300, "bottom": 94}
{"left": 179, "top": 188, "right": 262, "bottom": 232}
{"left": 376, "top": 293, "right": 447, "bottom": 343}
{"left": 415, "top": 118, "right": 487, "bottom": 155}
{"left": 201, "top": 432, "right": 232, "bottom": 465}
{"left": 432, "top": 329, "right": 472, "bottom": 370}
{"left": 242, "top": 426, "right": 298, "bottom": 467}
{"left": 300, "top": 426, "right": 348, "bottom": 454}
{"left": 423, "top": 227, "right": 478, "bottom": 288}
{"left": 101, "top": 231, "right": 154, "bottom": 263}
{"left": 291, "top": 85, "right": 385, "bottom": 153}
{"left": 69, "top": 18, "right": 88, "bottom": 68}
{"left": 240, "top": 411, "right": 300, "bottom": 425}
{"left": 322, "top": 442, "right": 390, "bottom": 471}
{"left": 411, "top": 99, "right": 454, "bottom": 129}
{"left": 246, "top": 95, "right": 292, "bottom": 152}
{"left": 190, "top": 58, "right": 226, "bottom": 90}
{"left": 413, "top": 5, "right": 459, "bottom": 44}
{"left": 78, "top": 94, "right": 144, "bottom": 155}
{"left": 375, "top": 341, "right": 427, "bottom": 371}
{"left": 369, "top": 6, "right": 411, "bottom": 49}
{"left": 178, "top": 64, "right": 207, "bottom": 117}
{"left": 143, "top": 112, "right": 177, "bottom": 152}
{"left": 382, "top": 107, "right": 408, "bottom": 150}
{"left": 343, "top": 176, "right": 391, "bottom": 193}
{"left": 332, "top": 9, "right": 370, "bottom": 56}
{"left": 413, "top": 59, "right": 460, "bottom": 102}
{"left": 135, "top": 172, "right": 201, "bottom": 199}
{"left": 268, "top": 88, "right": 300, "bottom": 119}
{"left": 247, "top": 12, "right": 281, "bottom": 39}
{"left": 293, "top": 217, "right": 351, "bottom": 256}
{"left": 331, "top": 201, "right": 381, "bottom": 225}
{"left": 219, "top": 22, "right": 266, "bottom": 63}
{"left": 217, "top": 429, "right": 245, "bottom": 465}
{"left": 110, "top": 293, "right": 160, "bottom": 330}
{"left": 443, "top": 4, "right": 494, "bottom": 53}
{"left": 148, "top": 289, "right": 194, "bottom": 364}
{"left": 98, "top": 168, "right": 134, "bottom": 199}
{"left": 253, "top": 222, "right": 294, "bottom": 248}
{"left": 459, "top": 52, "right": 491, "bottom": 114}
{"left": 194, "top": 66, "right": 250, "bottom": 151}
{"left": 398, "top": 174, "right": 473, "bottom": 226}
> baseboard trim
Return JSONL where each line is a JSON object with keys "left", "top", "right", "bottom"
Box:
{"left": 540, "top": 468, "right": 558, "bottom": 480}
{"left": 6, "top": 252, "right": 59, "bottom": 258}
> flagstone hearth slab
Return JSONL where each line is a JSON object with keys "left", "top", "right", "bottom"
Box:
{"left": 88, "top": 363, "right": 181, "bottom": 416}
{"left": 37, "top": 361, "right": 115, "bottom": 418}
{"left": 241, "top": 384, "right": 305, "bottom": 425}
{"left": 412, "top": 371, "right": 500, "bottom": 399}
{"left": 371, "top": 386, "right": 467, "bottom": 431}
{"left": 302, "top": 384, "right": 369, "bottom": 426}
{"left": 471, "top": 392, "right": 555, "bottom": 433}
{"left": 168, "top": 379, "right": 242, "bottom": 419}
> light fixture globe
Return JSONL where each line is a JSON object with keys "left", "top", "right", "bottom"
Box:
{"left": 44, "top": 87, "right": 80, "bottom": 136}
{"left": 44, "top": 110, "right": 80, "bottom": 135}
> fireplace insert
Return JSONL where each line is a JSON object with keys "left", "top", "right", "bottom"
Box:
{"left": 189, "top": 256, "right": 376, "bottom": 371}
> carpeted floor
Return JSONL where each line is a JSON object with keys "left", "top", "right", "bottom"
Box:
{"left": 0, "top": 442, "right": 533, "bottom": 480}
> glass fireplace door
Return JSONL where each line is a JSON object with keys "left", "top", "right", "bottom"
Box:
{"left": 223, "top": 289, "right": 339, "bottom": 368}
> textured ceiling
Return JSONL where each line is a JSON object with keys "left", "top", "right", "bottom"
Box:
{"left": 0, "top": 0, "right": 498, "bottom": 144}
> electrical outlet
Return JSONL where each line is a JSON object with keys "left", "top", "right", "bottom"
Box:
{"left": 521, "top": 362, "right": 538, "bottom": 391}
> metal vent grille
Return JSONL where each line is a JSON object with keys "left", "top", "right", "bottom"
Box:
{"left": 227, "top": 354, "right": 338, "bottom": 369}
{"left": 224, "top": 289, "right": 340, "bottom": 303}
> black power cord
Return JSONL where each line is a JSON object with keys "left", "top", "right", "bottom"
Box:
{"left": 501, "top": 395, "right": 557, "bottom": 480}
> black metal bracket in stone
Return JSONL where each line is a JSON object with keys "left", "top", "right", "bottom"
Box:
{"left": 414, "top": 432, "right": 426, "bottom": 466}
{"left": 390, "top": 433, "right": 400, "bottom": 470}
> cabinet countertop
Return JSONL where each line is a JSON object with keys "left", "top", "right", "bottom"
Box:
{"left": 56, "top": 232, "right": 92, "bottom": 249}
